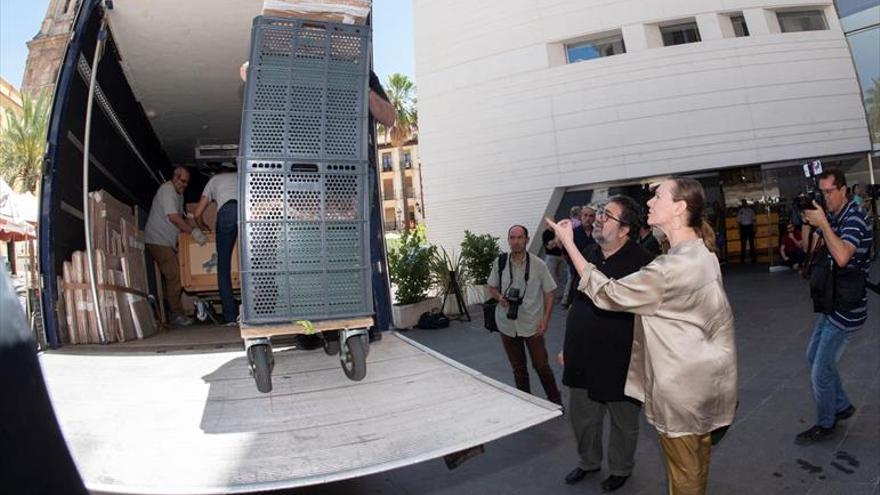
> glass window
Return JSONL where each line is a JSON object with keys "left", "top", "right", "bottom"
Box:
{"left": 835, "top": 0, "right": 879, "bottom": 19}
{"left": 661, "top": 22, "right": 702, "bottom": 46}
{"left": 565, "top": 34, "right": 626, "bottom": 63}
{"left": 381, "top": 153, "right": 392, "bottom": 171}
{"left": 403, "top": 150, "right": 412, "bottom": 168}
{"left": 731, "top": 15, "right": 750, "bottom": 37}
{"left": 777, "top": 11, "right": 829, "bottom": 32}
{"left": 848, "top": 26, "right": 880, "bottom": 145}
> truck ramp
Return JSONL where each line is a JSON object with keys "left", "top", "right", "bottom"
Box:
{"left": 39, "top": 332, "right": 561, "bottom": 494}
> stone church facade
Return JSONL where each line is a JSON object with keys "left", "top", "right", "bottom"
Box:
{"left": 21, "top": 0, "right": 80, "bottom": 98}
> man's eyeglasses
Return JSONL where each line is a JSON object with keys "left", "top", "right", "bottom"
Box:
{"left": 596, "top": 207, "right": 626, "bottom": 225}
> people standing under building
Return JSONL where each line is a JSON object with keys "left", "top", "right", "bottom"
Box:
{"left": 711, "top": 201, "right": 727, "bottom": 262}
{"left": 561, "top": 206, "right": 595, "bottom": 309}
{"left": 145, "top": 166, "right": 204, "bottom": 327}
{"left": 542, "top": 224, "right": 568, "bottom": 301}
{"left": 796, "top": 169, "right": 872, "bottom": 445}
{"left": 779, "top": 222, "right": 805, "bottom": 270}
{"left": 545, "top": 177, "right": 737, "bottom": 495}
{"left": 850, "top": 183, "right": 865, "bottom": 210}
{"left": 194, "top": 165, "right": 239, "bottom": 325}
{"left": 559, "top": 196, "right": 652, "bottom": 492}
{"left": 636, "top": 221, "right": 661, "bottom": 258}
{"left": 487, "top": 225, "right": 562, "bottom": 406}
{"left": 737, "top": 200, "right": 757, "bottom": 263}
{"left": 570, "top": 205, "right": 583, "bottom": 229}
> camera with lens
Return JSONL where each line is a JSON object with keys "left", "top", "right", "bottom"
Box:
{"left": 795, "top": 189, "right": 825, "bottom": 211}
{"left": 796, "top": 159, "right": 827, "bottom": 212}
{"left": 505, "top": 288, "right": 523, "bottom": 320}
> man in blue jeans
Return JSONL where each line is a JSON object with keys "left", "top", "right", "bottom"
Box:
{"left": 797, "top": 169, "right": 872, "bottom": 445}
{"left": 195, "top": 165, "right": 240, "bottom": 325}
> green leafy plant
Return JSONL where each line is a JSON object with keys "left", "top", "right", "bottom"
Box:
{"left": 387, "top": 225, "right": 436, "bottom": 305}
{"left": 429, "top": 246, "right": 470, "bottom": 302}
{"left": 459, "top": 230, "right": 501, "bottom": 285}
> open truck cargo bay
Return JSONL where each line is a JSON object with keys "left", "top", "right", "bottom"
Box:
{"left": 37, "top": 1, "right": 562, "bottom": 492}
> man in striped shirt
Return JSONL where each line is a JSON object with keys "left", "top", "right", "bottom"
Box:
{"left": 796, "top": 168, "right": 872, "bottom": 445}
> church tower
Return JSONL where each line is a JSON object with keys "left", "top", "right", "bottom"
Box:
{"left": 21, "top": 0, "right": 81, "bottom": 98}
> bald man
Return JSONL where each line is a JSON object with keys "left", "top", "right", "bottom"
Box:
{"left": 145, "top": 166, "right": 200, "bottom": 327}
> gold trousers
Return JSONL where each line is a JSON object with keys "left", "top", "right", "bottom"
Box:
{"left": 658, "top": 432, "right": 712, "bottom": 495}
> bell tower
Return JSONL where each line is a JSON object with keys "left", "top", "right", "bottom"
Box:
{"left": 21, "top": 0, "right": 81, "bottom": 97}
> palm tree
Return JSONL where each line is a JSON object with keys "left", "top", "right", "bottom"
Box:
{"left": 0, "top": 91, "right": 50, "bottom": 194}
{"left": 864, "top": 78, "right": 880, "bottom": 144}
{"left": 380, "top": 73, "right": 418, "bottom": 232}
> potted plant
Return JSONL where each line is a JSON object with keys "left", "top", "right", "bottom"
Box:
{"left": 387, "top": 225, "right": 438, "bottom": 328}
{"left": 429, "top": 246, "right": 470, "bottom": 316}
{"left": 459, "top": 230, "right": 501, "bottom": 305}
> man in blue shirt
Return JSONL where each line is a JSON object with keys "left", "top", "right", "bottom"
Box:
{"left": 797, "top": 169, "right": 872, "bottom": 445}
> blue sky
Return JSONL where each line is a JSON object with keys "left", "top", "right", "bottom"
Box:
{"left": 0, "top": 0, "right": 415, "bottom": 88}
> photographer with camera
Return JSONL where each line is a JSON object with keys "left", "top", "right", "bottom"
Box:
{"left": 796, "top": 169, "right": 872, "bottom": 445}
{"left": 487, "top": 225, "right": 562, "bottom": 406}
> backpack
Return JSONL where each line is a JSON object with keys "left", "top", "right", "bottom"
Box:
{"left": 416, "top": 309, "right": 450, "bottom": 329}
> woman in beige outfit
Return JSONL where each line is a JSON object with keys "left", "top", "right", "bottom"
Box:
{"left": 546, "top": 177, "right": 737, "bottom": 495}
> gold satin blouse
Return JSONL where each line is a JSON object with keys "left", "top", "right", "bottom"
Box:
{"left": 578, "top": 239, "right": 737, "bottom": 437}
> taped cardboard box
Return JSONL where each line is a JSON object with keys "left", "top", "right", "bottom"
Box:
{"left": 262, "top": 0, "right": 371, "bottom": 24}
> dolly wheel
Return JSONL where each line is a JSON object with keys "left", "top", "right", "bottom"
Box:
{"left": 323, "top": 338, "right": 340, "bottom": 356}
{"left": 341, "top": 336, "right": 367, "bottom": 381}
{"left": 250, "top": 344, "right": 273, "bottom": 393}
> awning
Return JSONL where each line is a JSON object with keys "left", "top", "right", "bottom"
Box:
{"left": 0, "top": 217, "right": 37, "bottom": 242}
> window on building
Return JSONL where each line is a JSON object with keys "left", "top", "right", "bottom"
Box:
{"left": 565, "top": 33, "right": 626, "bottom": 63}
{"left": 381, "top": 153, "right": 392, "bottom": 172}
{"left": 836, "top": 0, "right": 880, "bottom": 147}
{"left": 661, "top": 22, "right": 702, "bottom": 46}
{"left": 731, "top": 15, "right": 750, "bottom": 37}
{"left": 402, "top": 150, "right": 413, "bottom": 169}
{"left": 777, "top": 10, "right": 829, "bottom": 32}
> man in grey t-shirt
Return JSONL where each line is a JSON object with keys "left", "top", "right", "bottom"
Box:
{"left": 145, "top": 166, "right": 200, "bottom": 327}
{"left": 487, "top": 225, "right": 561, "bottom": 406}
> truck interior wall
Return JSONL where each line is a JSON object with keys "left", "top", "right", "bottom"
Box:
{"left": 41, "top": 1, "right": 171, "bottom": 347}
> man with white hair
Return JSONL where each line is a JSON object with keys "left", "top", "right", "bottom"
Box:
{"left": 145, "top": 166, "right": 204, "bottom": 327}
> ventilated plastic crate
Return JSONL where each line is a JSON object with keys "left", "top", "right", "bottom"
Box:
{"left": 238, "top": 159, "right": 372, "bottom": 324}
{"left": 238, "top": 18, "right": 373, "bottom": 325}
{"left": 251, "top": 17, "right": 368, "bottom": 74}
{"left": 241, "top": 17, "right": 369, "bottom": 161}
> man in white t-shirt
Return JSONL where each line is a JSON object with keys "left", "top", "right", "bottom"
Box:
{"left": 195, "top": 166, "right": 239, "bottom": 324}
{"left": 736, "top": 199, "right": 757, "bottom": 263}
{"left": 145, "top": 166, "right": 202, "bottom": 327}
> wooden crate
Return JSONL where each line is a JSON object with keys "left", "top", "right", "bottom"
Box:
{"left": 178, "top": 232, "right": 241, "bottom": 293}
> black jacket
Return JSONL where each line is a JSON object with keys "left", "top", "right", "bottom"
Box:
{"left": 562, "top": 241, "right": 653, "bottom": 401}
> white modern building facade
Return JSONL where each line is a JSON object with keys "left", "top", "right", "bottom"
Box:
{"left": 414, "top": 0, "right": 877, "bottom": 254}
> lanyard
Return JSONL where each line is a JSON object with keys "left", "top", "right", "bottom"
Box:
{"left": 505, "top": 253, "right": 530, "bottom": 294}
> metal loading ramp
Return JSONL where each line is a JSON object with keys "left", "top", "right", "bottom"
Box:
{"left": 39, "top": 333, "right": 561, "bottom": 494}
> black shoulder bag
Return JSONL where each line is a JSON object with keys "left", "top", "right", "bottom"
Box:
{"left": 483, "top": 253, "right": 508, "bottom": 332}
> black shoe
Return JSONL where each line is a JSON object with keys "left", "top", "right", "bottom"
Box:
{"left": 565, "top": 466, "right": 599, "bottom": 484}
{"left": 601, "top": 475, "right": 629, "bottom": 492}
{"left": 795, "top": 425, "right": 834, "bottom": 445}
{"left": 836, "top": 405, "right": 856, "bottom": 421}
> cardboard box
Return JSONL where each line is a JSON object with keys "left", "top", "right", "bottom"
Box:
{"left": 262, "top": 0, "right": 371, "bottom": 24}
{"left": 186, "top": 202, "right": 219, "bottom": 230}
{"left": 178, "top": 232, "right": 241, "bottom": 293}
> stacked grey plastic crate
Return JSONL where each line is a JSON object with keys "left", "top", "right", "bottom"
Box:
{"left": 239, "top": 17, "right": 372, "bottom": 324}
